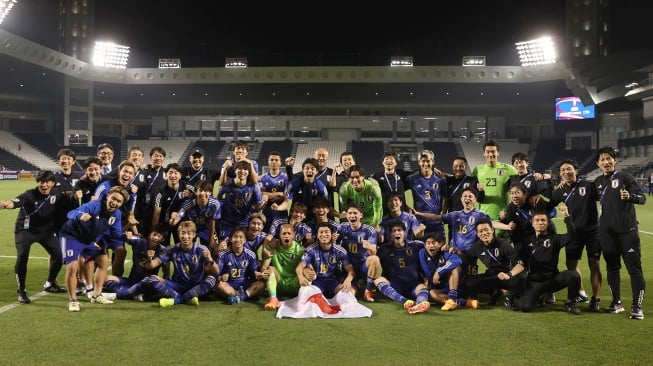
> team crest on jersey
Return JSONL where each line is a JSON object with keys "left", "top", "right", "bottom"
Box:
{"left": 468, "top": 216, "right": 476, "bottom": 225}
{"left": 329, "top": 255, "right": 336, "bottom": 264}
{"left": 72, "top": 178, "right": 79, "bottom": 186}
{"left": 493, "top": 248, "right": 500, "bottom": 257}
{"left": 241, "top": 260, "right": 248, "bottom": 268}
{"left": 109, "top": 217, "right": 116, "bottom": 225}
{"left": 463, "top": 182, "right": 470, "bottom": 189}
{"left": 244, "top": 192, "right": 251, "bottom": 201}
{"left": 200, "top": 174, "right": 206, "bottom": 181}
{"left": 49, "top": 196, "right": 56, "bottom": 204}
{"left": 432, "top": 183, "right": 439, "bottom": 191}
{"left": 139, "top": 175, "right": 144, "bottom": 183}
{"left": 311, "top": 188, "right": 317, "bottom": 196}
{"left": 497, "top": 169, "right": 504, "bottom": 176}
{"left": 578, "top": 187, "right": 586, "bottom": 196}
{"left": 524, "top": 181, "right": 531, "bottom": 188}
{"left": 611, "top": 179, "right": 619, "bottom": 188}
{"left": 543, "top": 239, "right": 551, "bottom": 248}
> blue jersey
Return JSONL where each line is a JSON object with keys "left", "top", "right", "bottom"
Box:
{"left": 441, "top": 209, "right": 491, "bottom": 254}
{"left": 405, "top": 171, "right": 447, "bottom": 231}
{"left": 336, "top": 223, "right": 377, "bottom": 264}
{"left": 245, "top": 231, "right": 267, "bottom": 255}
{"left": 286, "top": 177, "right": 328, "bottom": 213}
{"left": 259, "top": 171, "right": 289, "bottom": 223}
{"left": 218, "top": 248, "right": 259, "bottom": 288}
{"left": 301, "top": 243, "right": 351, "bottom": 280}
{"left": 158, "top": 243, "right": 213, "bottom": 286}
{"left": 60, "top": 199, "right": 123, "bottom": 248}
{"left": 377, "top": 241, "right": 424, "bottom": 286}
{"left": 268, "top": 218, "right": 313, "bottom": 243}
{"left": 380, "top": 212, "right": 422, "bottom": 243}
{"left": 217, "top": 182, "right": 263, "bottom": 228}
{"left": 125, "top": 236, "right": 166, "bottom": 283}
{"left": 418, "top": 247, "right": 463, "bottom": 287}
{"left": 178, "top": 197, "right": 222, "bottom": 242}
{"left": 93, "top": 179, "right": 137, "bottom": 220}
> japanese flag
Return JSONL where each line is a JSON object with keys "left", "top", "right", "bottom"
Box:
{"left": 275, "top": 285, "right": 373, "bottom": 319}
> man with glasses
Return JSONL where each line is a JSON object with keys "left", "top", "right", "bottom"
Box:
{"left": 97, "top": 143, "right": 115, "bottom": 176}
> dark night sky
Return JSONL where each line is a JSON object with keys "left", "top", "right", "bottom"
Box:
{"left": 3, "top": 0, "right": 653, "bottom": 68}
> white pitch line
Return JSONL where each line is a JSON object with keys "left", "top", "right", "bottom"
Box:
{"left": 640, "top": 230, "right": 653, "bottom": 235}
{"left": 0, "top": 291, "right": 50, "bottom": 314}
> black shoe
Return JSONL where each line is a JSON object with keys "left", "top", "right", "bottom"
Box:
{"left": 564, "top": 302, "right": 581, "bottom": 315}
{"left": 43, "top": 283, "right": 66, "bottom": 293}
{"left": 574, "top": 294, "right": 589, "bottom": 303}
{"left": 17, "top": 290, "right": 31, "bottom": 304}
{"left": 588, "top": 297, "right": 600, "bottom": 312}
{"left": 504, "top": 297, "right": 519, "bottom": 311}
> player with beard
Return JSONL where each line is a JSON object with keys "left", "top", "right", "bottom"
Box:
{"left": 336, "top": 203, "right": 379, "bottom": 302}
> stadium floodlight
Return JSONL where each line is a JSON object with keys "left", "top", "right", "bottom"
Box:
{"left": 390, "top": 56, "right": 413, "bottom": 67}
{"left": 462, "top": 56, "right": 486, "bottom": 66}
{"left": 225, "top": 58, "right": 247, "bottom": 68}
{"left": 0, "top": 0, "right": 18, "bottom": 25}
{"left": 515, "top": 36, "right": 557, "bottom": 67}
{"left": 92, "top": 41, "right": 130, "bottom": 69}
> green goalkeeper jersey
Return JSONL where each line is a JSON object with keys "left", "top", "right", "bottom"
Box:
{"left": 471, "top": 162, "right": 517, "bottom": 220}
{"left": 269, "top": 240, "right": 304, "bottom": 278}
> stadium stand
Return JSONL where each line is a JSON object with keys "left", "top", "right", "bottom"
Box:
{"left": 127, "top": 139, "right": 192, "bottom": 166}
{"left": 0, "top": 131, "right": 58, "bottom": 171}
{"left": 351, "top": 140, "right": 384, "bottom": 173}
{"left": 294, "top": 141, "right": 346, "bottom": 171}
{"left": 531, "top": 138, "right": 594, "bottom": 174}
{"left": 14, "top": 132, "right": 61, "bottom": 160}
{"left": 191, "top": 140, "right": 226, "bottom": 170}
{"left": 422, "top": 141, "right": 460, "bottom": 173}
{"left": 257, "top": 139, "right": 294, "bottom": 172}
{"left": 0, "top": 147, "right": 40, "bottom": 171}
{"left": 459, "top": 140, "right": 530, "bottom": 172}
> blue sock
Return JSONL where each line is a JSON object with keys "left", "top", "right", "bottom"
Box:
{"left": 366, "top": 277, "right": 375, "bottom": 291}
{"left": 125, "top": 279, "right": 148, "bottom": 298}
{"left": 415, "top": 288, "right": 429, "bottom": 303}
{"left": 180, "top": 277, "right": 216, "bottom": 303}
{"left": 377, "top": 282, "right": 407, "bottom": 304}
{"left": 149, "top": 276, "right": 178, "bottom": 300}
{"left": 448, "top": 289, "right": 459, "bottom": 301}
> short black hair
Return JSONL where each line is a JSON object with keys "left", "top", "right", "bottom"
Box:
{"left": 595, "top": 146, "right": 617, "bottom": 161}
{"left": 36, "top": 170, "right": 56, "bottom": 182}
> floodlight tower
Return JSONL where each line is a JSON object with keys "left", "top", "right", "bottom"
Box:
{"left": 515, "top": 36, "right": 557, "bottom": 67}
{"left": 92, "top": 41, "right": 130, "bottom": 69}
{"left": 0, "top": 0, "right": 18, "bottom": 25}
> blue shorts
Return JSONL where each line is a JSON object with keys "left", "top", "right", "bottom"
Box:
{"left": 312, "top": 278, "right": 341, "bottom": 298}
{"left": 60, "top": 236, "right": 107, "bottom": 264}
{"left": 351, "top": 261, "right": 369, "bottom": 287}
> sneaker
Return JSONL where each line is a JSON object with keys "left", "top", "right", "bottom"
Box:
{"left": 402, "top": 299, "right": 415, "bottom": 310}
{"left": 407, "top": 301, "right": 431, "bottom": 314}
{"left": 441, "top": 299, "right": 458, "bottom": 311}
{"left": 227, "top": 296, "right": 241, "bottom": 305}
{"left": 264, "top": 297, "right": 280, "bottom": 310}
{"left": 363, "top": 290, "right": 375, "bottom": 303}
{"left": 68, "top": 301, "right": 80, "bottom": 312}
{"left": 159, "top": 298, "right": 175, "bottom": 308}
{"left": 43, "top": 283, "right": 66, "bottom": 293}
{"left": 504, "top": 297, "right": 519, "bottom": 311}
{"left": 544, "top": 293, "right": 556, "bottom": 304}
{"left": 607, "top": 300, "right": 625, "bottom": 314}
{"left": 187, "top": 296, "right": 199, "bottom": 306}
{"left": 574, "top": 294, "right": 589, "bottom": 303}
{"left": 466, "top": 298, "right": 480, "bottom": 309}
{"left": 630, "top": 307, "right": 644, "bottom": 320}
{"left": 76, "top": 282, "right": 88, "bottom": 296}
{"left": 17, "top": 290, "right": 31, "bottom": 304}
{"left": 564, "top": 302, "right": 582, "bottom": 315}
{"left": 588, "top": 297, "right": 600, "bottom": 312}
{"left": 133, "top": 294, "right": 145, "bottom": 302}
{"left": 90, "top": 295, "right": 114, "bottom": 304}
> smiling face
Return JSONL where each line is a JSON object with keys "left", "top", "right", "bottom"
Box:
{"left": 341, "top": 154, "right": 355, "bottom": 170}
{"left": 424, "top": 236, "right": 444, "bottom": 256}
{"left": 234, "top": 166, "right": 249, "bottom": 185}
{"left": 85, "top": 162, "right": 102, "bottom": 183}
{"left": 531, "top": 213, "right": 549, "bottom": 234}
{"left": 316, "top": 226, "right": 333, "bottom": 249}
{"left": 597, "top": 153, "right": 616, "bottom": 175}
{"left": 346, "top": 206, "right": 363, "bottom": 225}
{"left": 118, "top": 165, "right": 136, "bottom": 188}
{"left": 452, "top": 158, "right": 466, "bottom": 178}
{"left": 509, "top": 186, "right": 527, "bottom": 206}
{"left": 419, "top": 156, "right": 433, "bottom": 175}
{"left": 383, "top": 155, "right": 397, "bottom": 172}
{"left": 233, "top": 145, "right": 248, "bottom": 161}
{"left": 476, "top": 223, "right": 494, "bottom": 245}
{"left": 150, "top": 151, "right": 165, "bottom": 169}
{"left": 314, "top": 148, "right": 329, "bottom": 170}
{"left": 98, "top": 147, "right": 114, "bottom": 166}
{"left": 230, "top": 229, "right": 247, "bottom": 252}
{"left": 302, "top": 163, "right": 317, "bottom": 183}
{"left": 513, "top": 159, "right": 529, "bottom": 175}
{"left": 37, "top": 179, "right": 55, "bottom": 195}
{"left": 58, "top": 154, "right": 75, "bottom": 173}
{"left": 483, "top": 146, "right": 499, "bottom": 167}
{"left": 178, "top": 227, "right": 196, "bottom": 250}
{"left": 348, "top": 170, "right": 365, "bottom": 191}
{"left": 390, "top": 226, "right": 406, "bottom": 247}
{"left": 148, "top": 231, "right": 165, "bottom": 248}
{"left": 166, "top": 168, "right": 181, "bottom": 187}
{"left": 460, "top": 190, "right": 477, "bottom": 210}
{"left": 128, "top": 149, "right": 144, "bottom": 169}
{"left": 189, "top": 154, "right": 204, "bottom": 170}
{"left": 105, "top": 191, "right": 125, "bottom": 212}
{"left": 248, "top": 217, "right": 264, "bottom": 236}
{"left": 559, "top": 162, "right": 577, "bottom": 185}
{"left": 195, "top": 186, "right": 211, "bottom": 206}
